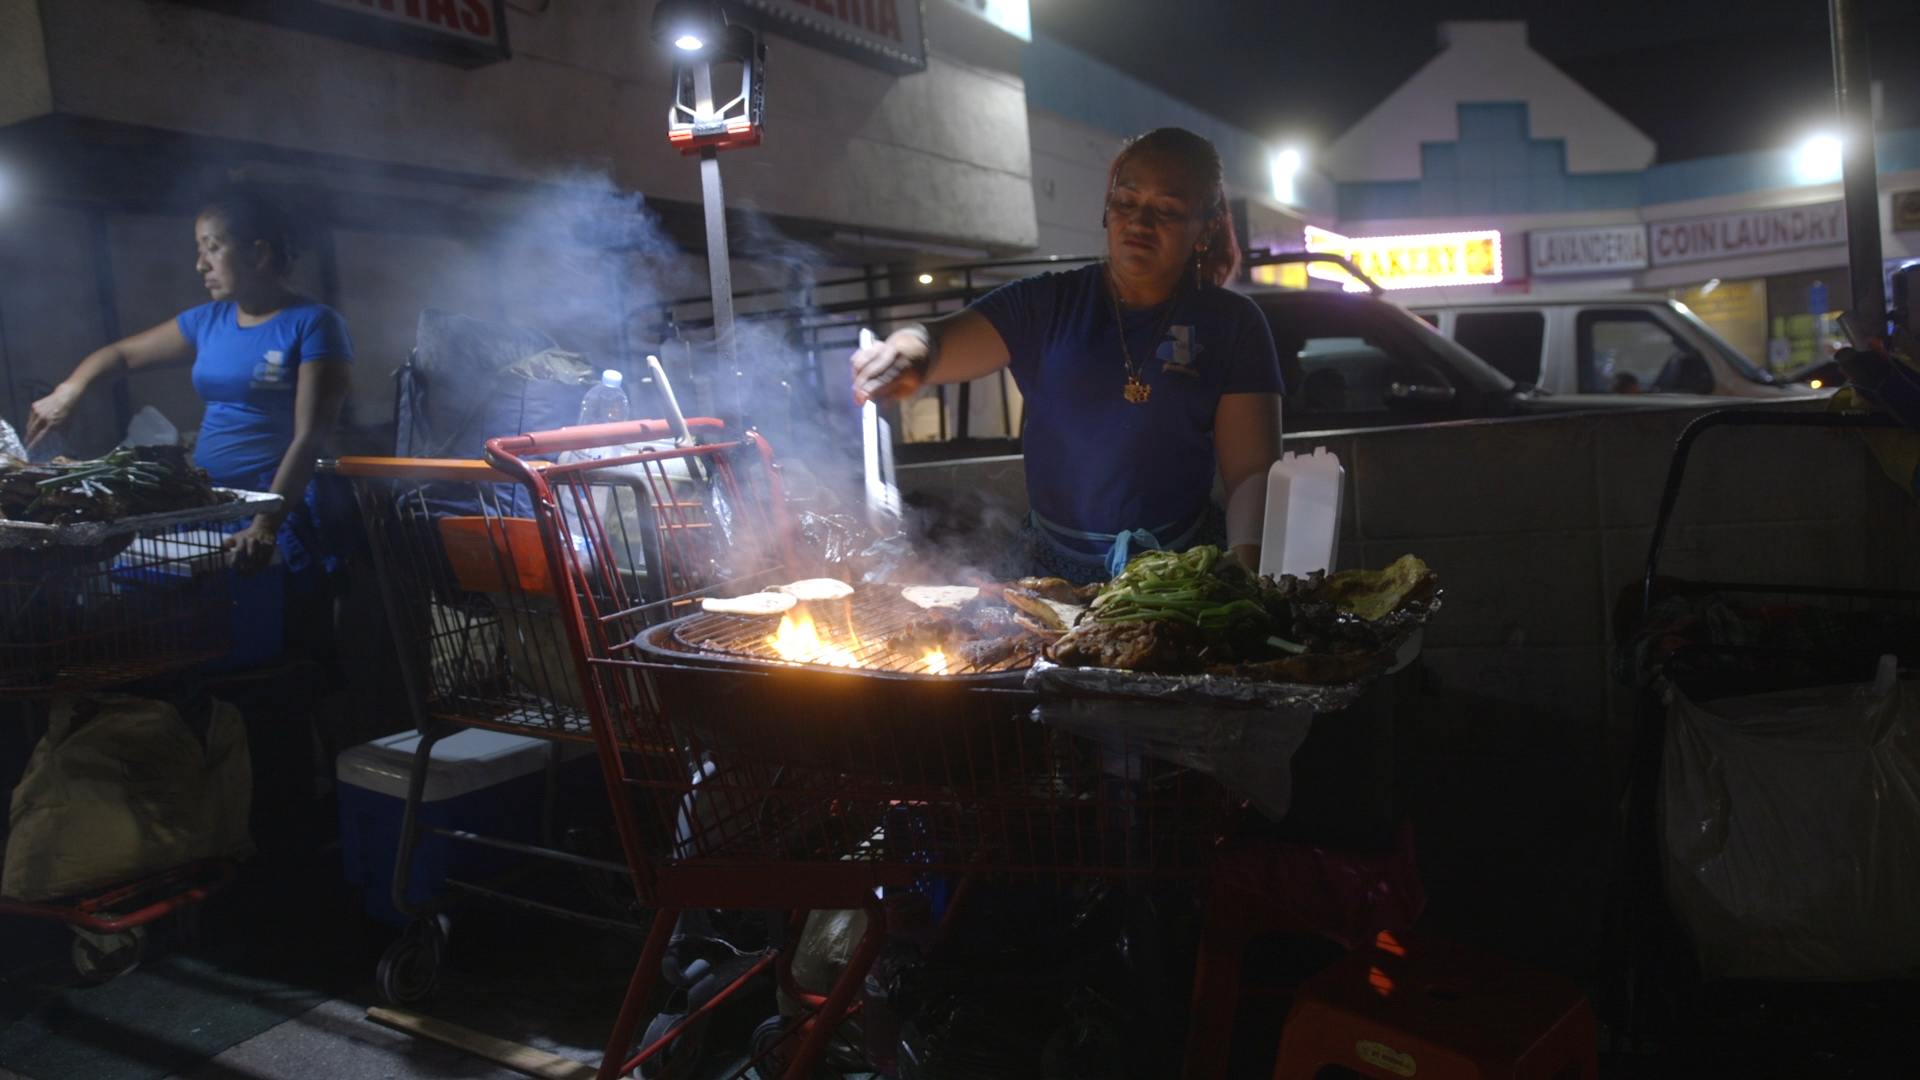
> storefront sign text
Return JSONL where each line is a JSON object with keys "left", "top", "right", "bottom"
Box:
{"left": 1305, "top": 226, "right": 1503, "bottom": 290}
{"left": 166, "top": 0, "right": 509, "bottom": 66}
{"left": 1529, "top": 225, "right": 1648, "bottom": 276}
{"left": 733, "top": 0, "right": 928, "bottom": 74}
{"left": 1649, "top": 202, "right": 1844, "bottom": 266}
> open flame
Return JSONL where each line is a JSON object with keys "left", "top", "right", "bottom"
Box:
{"left": 765, "top": 608, "right": 863, "bottom": 668}
{"left": 924, "top": 649, "right": 948, "bottom": 675}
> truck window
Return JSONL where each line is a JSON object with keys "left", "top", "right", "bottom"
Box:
{"left": 1577, "top": 310, "right": 1713, "bottom": 395}
{"left": 1453, "top": 312, "right": 1544, "bottom": 385}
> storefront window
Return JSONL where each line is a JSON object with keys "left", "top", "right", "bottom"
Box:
{"left": 1667, "top": 279, "right": 1767, "bottom": 372}
{"left": 1765, "top": 269, "right": 1850, "bottom": 376}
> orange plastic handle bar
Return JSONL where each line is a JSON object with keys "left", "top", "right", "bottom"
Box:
{"left": 328, "top": 457, "right": 517, "bottom": 482}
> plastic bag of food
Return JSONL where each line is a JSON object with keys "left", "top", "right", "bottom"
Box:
{"left": 4, "top": 695, "right": 252, "bottom": 901}
{"left": 1662, "top": 656, "right": 1920, "bottom": 979}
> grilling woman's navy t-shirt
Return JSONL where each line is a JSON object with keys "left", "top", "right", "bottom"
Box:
{"left": 969, "top": 265, "right": 1283, "bottom": 544}
{"left": 177, "top": 299, "right": 353, "bottom": 488}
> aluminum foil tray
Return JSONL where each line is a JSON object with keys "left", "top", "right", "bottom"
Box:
{"left": 0, "top": 490, "right": 282, "bottom": 550}
{"left": 1025, "top": 659, "right": 1373, "bottom": 714}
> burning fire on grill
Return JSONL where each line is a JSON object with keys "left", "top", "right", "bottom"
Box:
{"left": 764, "top": 607, "right": 952, "bottom": 674}
{"left": 765, "top": 608, "right": 861, "bottom": 668}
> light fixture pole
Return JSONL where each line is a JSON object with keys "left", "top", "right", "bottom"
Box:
{"left": 650, "top": 0, "right": 765, "bottom": 425}
{"left": 1829, "top": 0, "right": 1886, "bottom": 334}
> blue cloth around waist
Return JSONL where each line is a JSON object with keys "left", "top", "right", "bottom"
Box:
{"left": 1007, "top": 504, "right": 1223, "bottom": 585}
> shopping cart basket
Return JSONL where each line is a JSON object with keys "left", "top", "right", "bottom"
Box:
{"left": 1607, "top": 407, "right": 1919, "bottom": 1047}
{"left": 330, "top": 448, "right": 699, "bottom": 1004}
{"left": 482, "top": 420, "right": 1232, "bottom": 1080}
{"left": 1, "top": 490, "right": 280, "bottom": 981}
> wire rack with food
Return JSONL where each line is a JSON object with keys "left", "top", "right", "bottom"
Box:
{"left": 1038, "top": 547, "right": 1440, "bottom": 687}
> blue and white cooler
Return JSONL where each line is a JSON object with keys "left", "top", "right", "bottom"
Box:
{"left": 336, "top": 728, "right": 595, "bottom": 928}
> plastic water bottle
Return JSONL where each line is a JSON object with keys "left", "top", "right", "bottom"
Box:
{"left": 579, "top": 369, "right": 630, "bottom": 426}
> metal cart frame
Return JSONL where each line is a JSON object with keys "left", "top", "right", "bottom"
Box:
{"left": 1, "top": 497, "right": 279, "bottom": 981}
{"left": 1609, "top": 406, "right": 1915, "bottom": 1047}
{"left": 331, "top": 452, "right": 679, "bottom": 1004}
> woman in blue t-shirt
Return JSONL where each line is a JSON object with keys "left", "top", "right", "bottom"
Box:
{"left": 851, "top": 128, "right": 1284, "bottom": 584}
{"left": 26, "top": 192, "right": 354, "bottom": 578}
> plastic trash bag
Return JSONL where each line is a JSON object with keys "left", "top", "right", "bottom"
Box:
{"left": 1662, "top": 656, "right": 1920, "bottom": 980}
{"left": 4, "top": 695, "right": 252, "bottom": 901}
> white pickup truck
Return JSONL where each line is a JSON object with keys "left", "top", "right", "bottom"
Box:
{"left": 1406, "top": 294, "right": 1811, "bottom": 399}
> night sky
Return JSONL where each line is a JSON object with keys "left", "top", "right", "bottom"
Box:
{"left": 1032, "top": 0, "right": 1920, "bottom": 162}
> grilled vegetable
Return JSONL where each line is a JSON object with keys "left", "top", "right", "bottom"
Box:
{"left": 0, "top": 445, "right": 228, "bottom": 525}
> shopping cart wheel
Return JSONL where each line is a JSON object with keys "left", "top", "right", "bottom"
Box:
{"left": 376, "top": 914, "right": 449, "bottom": 1005}
{"left": 71, "top": 925, "right": 147, "bottom": 985}
{"left": 749, "top": 1015, "right": 792, "bottom": 1077}
{"left": 748, "top": 1015, "right": 851, "bottom": 1079}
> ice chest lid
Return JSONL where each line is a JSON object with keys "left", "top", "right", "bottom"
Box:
{"left": 336, "top": 728, "right": 591, "bottom": 802}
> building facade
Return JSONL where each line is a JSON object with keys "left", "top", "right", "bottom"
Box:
{"left": 1302, "top": 20, "right": 1920, "bottom": 375}
{"left": 0, "top": 0, "right": 1046, "bottom": 453}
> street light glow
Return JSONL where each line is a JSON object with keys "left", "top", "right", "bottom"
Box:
{"left": 1793, "top": 134, "right": 1843, "bottom": 184}
{"left": 1271, "top": 148, "right": 1302, "bottom": 206}
{"left": 917, "top": 273, "right": 934, "bottom": 284}
{"left": 674, "top": 34, "right": 704, "bottom": 50}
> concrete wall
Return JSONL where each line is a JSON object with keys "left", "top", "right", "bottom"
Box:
{"left": 899, "top": 402, "right": 1918, "bottom": 761}
{"left": 1026, "top": 106, "right": 1120, "bottom": 257}
{"left": 5, "top": 0, "right": 1038, "bottom": 252}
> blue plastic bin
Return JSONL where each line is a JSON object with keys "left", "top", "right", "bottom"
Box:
{"left": 336, "top": 728, "right": 594, "bottom": 928}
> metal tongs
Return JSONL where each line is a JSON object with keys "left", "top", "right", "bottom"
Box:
{"left": 859, "top": 328, "right": 902, "bottom": 535}
{"left": 646, "top": 353, "right": 695, "bottom": 446}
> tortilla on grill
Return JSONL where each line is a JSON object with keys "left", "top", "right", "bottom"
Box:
{"left": 701, "top": 592, "right": 797, "bottom": 616}
{"left": 773, "top": 578, "right": 856, "bottom": 602}
{"left": 901, "top": 585, "right": 979, "bottom": 610}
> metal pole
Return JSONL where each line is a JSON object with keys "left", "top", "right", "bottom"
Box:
{"left": 1830, "top": 0, "right": 1886, "bottom": 333}
{"left": 692, "top": 61, "right": 740, "bottom": 424}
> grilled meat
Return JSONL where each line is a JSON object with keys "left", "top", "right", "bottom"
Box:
{"left": 1012, "top": 577, "right": 1101, "bottom": 605}
{"left": 957, "top": 633, "right": 1046, "bottom": 669}
{"left": 1048, "top": 619, "right": 1206, "bottom": 673}
{"left": 1002, "top": 587, "right": 1084, "bottom": 635}
{"left": 886, "top": 602, "right": 1039, "bottom": 668}
{"left": 0, "top": 445, "right": 228, "bottom": 525}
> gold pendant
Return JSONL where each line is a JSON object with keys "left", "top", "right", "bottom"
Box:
{"left": 1124, "top": 377, "right": 1151, "bottom": 403}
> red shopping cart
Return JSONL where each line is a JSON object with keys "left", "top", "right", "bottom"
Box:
{"left": 482, "top": 419, "right": 1230, "bottom": 1080}
{"left": 329, "top": 453, "right": 666, "bottom": 1004}
{"left": 1, "top": 491, "right": 280, "bottom": 981}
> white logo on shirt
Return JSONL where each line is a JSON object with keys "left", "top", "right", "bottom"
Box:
{"left": 250, "top": 350, "right": 292, "bottom": 391}
{"left": 1157, "top": 326, "right": 1202, "bottom": 377}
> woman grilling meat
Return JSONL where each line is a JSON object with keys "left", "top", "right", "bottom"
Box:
{"left": 24, "top": 191, "right": 355, "bottom": 854}
{"left": 852, "top": 128, "right": 1284, "bottom": 585}
{"left": 26, "top": 192, "right": 354, "bottom": 584}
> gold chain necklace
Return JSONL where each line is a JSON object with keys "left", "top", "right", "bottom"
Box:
{"left": 1105, "top": 263, "right": 1179, "bottom": 404}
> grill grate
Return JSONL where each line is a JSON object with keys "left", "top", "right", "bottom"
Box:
{"left": 668, "top": 586, "right": 1038, "bottom": 675}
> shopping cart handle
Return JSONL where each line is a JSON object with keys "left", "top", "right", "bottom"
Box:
{"left": 488, "top": 418, "right": 727, "bottom": 457}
